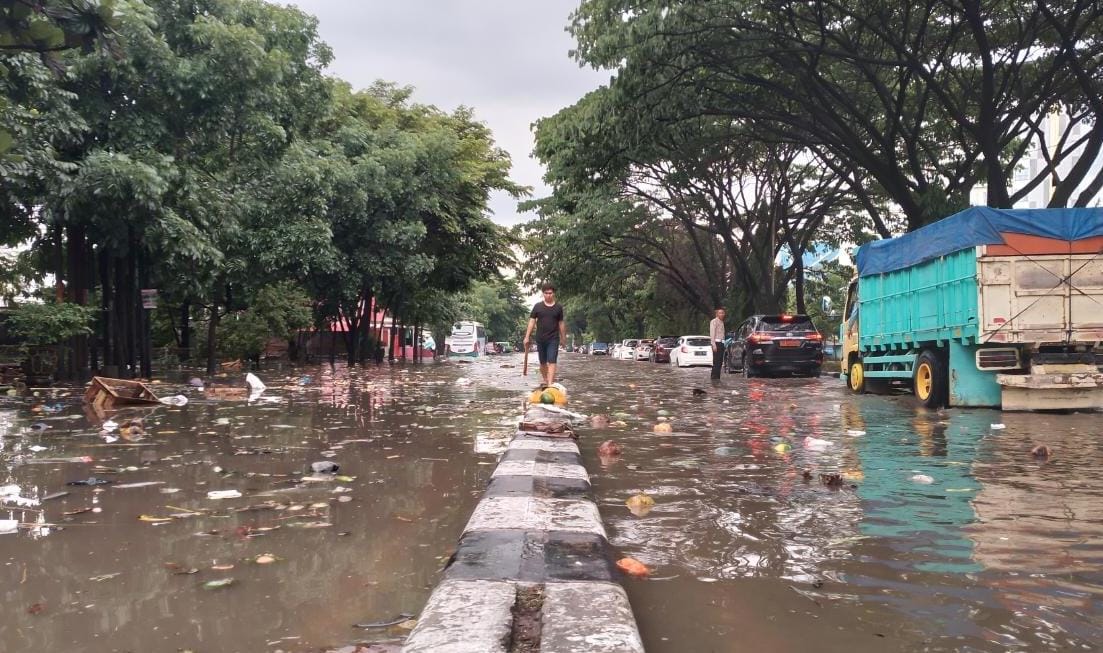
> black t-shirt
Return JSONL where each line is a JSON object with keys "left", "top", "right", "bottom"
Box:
{"left": 530, "top": 302, "right": 564, "bottom": 342}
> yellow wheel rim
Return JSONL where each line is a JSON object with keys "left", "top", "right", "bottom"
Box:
{"left": 849, "top": 362, "right": 863, "bottom": 391}
{"left": 916, "top": 362, "right": 933, "bottom": 400}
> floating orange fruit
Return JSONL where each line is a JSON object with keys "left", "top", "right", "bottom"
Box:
{"left": 616, "top": 557, "right": 651, "bottom": 577}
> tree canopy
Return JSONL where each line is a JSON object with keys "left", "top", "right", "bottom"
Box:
{"left": 521, "top": 0, "right": 1103, "bottom": 326}
{"left": 1, "top": 0, "right": 519, "bottom": 377}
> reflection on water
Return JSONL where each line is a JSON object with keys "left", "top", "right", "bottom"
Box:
{"left": 572, "top": 356, "right": 1103, "bottom": 652}
{"left": 4, "top": 354, "right": 1101, "bottom": 652}
{"left": 0, "top": 360, "right": 526, "bottom": 652}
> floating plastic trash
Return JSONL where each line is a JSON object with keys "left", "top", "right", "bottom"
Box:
{"left": 207, "top": 490, "right": 242, "bottom": 499}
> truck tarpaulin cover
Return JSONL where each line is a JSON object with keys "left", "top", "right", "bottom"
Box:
{"left": 856, "top": 207, "right": 1103, "bottom": 277}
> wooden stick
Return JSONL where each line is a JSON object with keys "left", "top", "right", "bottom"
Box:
{"left": 523, "top": 348, "right": 529, "bottom": 376}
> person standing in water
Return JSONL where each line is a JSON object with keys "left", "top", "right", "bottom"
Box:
{"left": 710, "top": 307, "right": 727, "bottom": 380}
{"left": 523, "top": 283, "right": 566, "bottom": 388}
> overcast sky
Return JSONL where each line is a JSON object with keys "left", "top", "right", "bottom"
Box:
{"left": 285, "top": 1, "right": 608, "bottom": 227}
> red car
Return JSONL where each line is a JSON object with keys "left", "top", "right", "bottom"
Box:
{"left": 649, "top": 336, "right": 679, "bottom": 363}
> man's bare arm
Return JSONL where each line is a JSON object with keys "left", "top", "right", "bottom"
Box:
{"left": 523, "top": 317, "right": 536, "bottom": 346}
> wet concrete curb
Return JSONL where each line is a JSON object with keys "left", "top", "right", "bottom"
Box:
{"left": 403, "top": 408, "right": 645, "bottom": 652}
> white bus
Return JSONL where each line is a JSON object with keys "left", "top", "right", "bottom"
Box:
{"left": 447, "top": 321, "right": 487, "bottom": 359}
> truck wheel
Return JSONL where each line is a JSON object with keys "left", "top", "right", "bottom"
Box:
{"left": 914, "top": 350, "right": 947, "bottom": 408}
{"left": 848, "top": 360, "right": 865, "bottom": 393}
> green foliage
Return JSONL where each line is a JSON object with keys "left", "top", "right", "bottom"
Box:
{"left": 1, "top": 0, "right": 519, "bottom": 375}
{"left": 6, "top": 300, "right": 95, "bottom": 345}
{"left": 459, "top": 279, "right": 527, "bottom": 342}
{"left": 790, "top": 261, "right": 853, "bottom": 345}
{"left": 0, "top": 1, "right": 117, "bottom": 55}
{"left": 568, "top": 0, "right": 1103, "bottom": 228}
{"left": 218, "top": 282, "right": 311, "bottom": 361}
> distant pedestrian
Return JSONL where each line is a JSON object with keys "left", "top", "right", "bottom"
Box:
{"left": 523, "top": 283, "right": 566, "bottom": 388}
{"left": 710, "top": 307, "right": 726, "bottom": 380}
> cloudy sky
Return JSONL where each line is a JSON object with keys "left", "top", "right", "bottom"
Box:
{"left": 285, "top": 1, "right": 608, "bottom": 227}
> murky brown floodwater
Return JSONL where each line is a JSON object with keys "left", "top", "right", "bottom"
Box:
{"left": 0, "top": 362, "right": 532, "bottom": 652}
{"left": 568, "top": 355, "right": 1103, "bottom": 653}
{"left": 2, "top": 354, "right": 1101, "bottom": 652}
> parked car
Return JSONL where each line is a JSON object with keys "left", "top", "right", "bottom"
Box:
{"left": 725, "top": 314, "right": 823, "bottom": 377}
{"left": 610, "top": 343, "right": 622, "bottom": 358}
{"left": 634, "top": 338, "right": 655, "bottom": 361}
{"left": 669, "top": 335, "right": 713, "bottom": 367}
{"left": 494, "top": 341, "right": 513, "bottom": 354}
{"left": 616, "top": 339, "right": 639, "bottom": 360}
{"left": 590, "top": 342, "right": 609, "bottom": 355}
{"left": 649, "top": 336, "right": 678, "bottom": 363}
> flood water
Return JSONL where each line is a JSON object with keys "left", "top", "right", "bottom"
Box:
{"left": 0, "top": 364, "right": 530, "bottom": 652}
{"left": 567, "top": 356, "right": 1103, "bottom": 653}
{"left": 1, "top": 355, "right": 1101, "bottom": 652}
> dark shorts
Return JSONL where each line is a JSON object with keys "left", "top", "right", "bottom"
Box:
{"left": 536, "top": 339, "right": 560, "bottom": 364}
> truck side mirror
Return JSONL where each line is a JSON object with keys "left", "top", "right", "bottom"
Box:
{"left": 821, "top": 296, "right": 832, "bottom": 312}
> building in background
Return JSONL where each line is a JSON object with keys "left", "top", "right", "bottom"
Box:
{"left": 970, "top": 111, "right": 1103, "bottom": 209}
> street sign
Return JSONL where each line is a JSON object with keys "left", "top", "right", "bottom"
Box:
{"left": 141, "top": 289, "right": 158, "bottom": 309}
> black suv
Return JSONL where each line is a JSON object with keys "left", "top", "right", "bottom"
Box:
{"left": 724, "top": 314, "right": 824, "bottom": 377}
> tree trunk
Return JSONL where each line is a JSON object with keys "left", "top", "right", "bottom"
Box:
{"left": 329, "top": 320, "right": 337, "bottom": 365}
{"left": 180, "top": 300, "right": 191, "bottom": 362}
{"left": 65, "top": 223, "right": 89, "bottom": 381}
{"left": 389, "top": 322, "right": 398, "bottom": 363}
{"left": 138, "top": 249, "right": 152, "bottom": 378}
{"left": 206, "top": 307, "right": 220, "bottom": 376}
{"left": 793, "top": 245, "right": 806, "bottom": 314}
{"left": 125, "top": 244, "right": 138, "bottom": 377}
{"left": 359, "top": 290, "right": 372, "bottom": 364}
{"left": 98, "top": 248, "right": 113, "bottom": 373}
{"left": 112, "top": 256, "right": 129, "bottom": 377}
{"left": 343, "top": 305, "right": 360, "bottom": 366}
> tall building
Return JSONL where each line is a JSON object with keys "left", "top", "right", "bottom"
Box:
{"left": 970, "top": 112, "right": 1103, "bottom": 209}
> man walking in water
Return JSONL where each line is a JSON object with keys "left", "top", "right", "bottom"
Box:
{"left": 523, "top": 283, "right": 566, "bottom": 388}
{"left": 710, "top": 307, "right": 726, "bottom": 380}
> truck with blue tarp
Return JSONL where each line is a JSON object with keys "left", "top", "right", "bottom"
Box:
{"left": 841, "top": 207, "right": 1103, "bottom": 410}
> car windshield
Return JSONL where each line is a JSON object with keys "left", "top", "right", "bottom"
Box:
{"left": 657, "top": 337, "right": 677, "bottom": 346}
{"left": 592, "top": 343, "right": 607, "bottom": 349}
{"left": 759, "top": 317, "right": 816, "bottom": 333}
{"left": 686, "top": 337, "right": 711, "bottom": 347}
{"left": 625, "top": 340, "right": 638, "bottom": 346}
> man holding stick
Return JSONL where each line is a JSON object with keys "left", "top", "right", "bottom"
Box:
{"left": 523, "top": 283, "right": 566, "bottom": 388}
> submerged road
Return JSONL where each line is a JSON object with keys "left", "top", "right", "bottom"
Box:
{"left": 0, "top": 355, "right": 1100, "bottom": 652}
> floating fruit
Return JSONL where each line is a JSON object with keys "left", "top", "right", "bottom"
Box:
{"left": 616, "top": 557, "right": 651, "bottom": 577}
{"left": 597, "top": 440, "right": 622, "bottom": 456}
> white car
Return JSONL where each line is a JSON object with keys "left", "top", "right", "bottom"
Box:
{"left": 617, "top": 339, "right": 639, "bottom": 360}
{"left": 635, "top": 339, "right": 654, "bottom": 361}
{"left": 670, "top": 335, "right": 713, "bottom": 367}
{"left": 610, "top": 343, "right": 622, "bottom": 359}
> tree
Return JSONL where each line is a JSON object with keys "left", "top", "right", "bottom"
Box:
{"left": 218, "top": 281, "right": 311, "bottom": 364}
{"left": 569, "top": 0, "right": 1103, "bottom": 229}
{"left": 308, "top": 83, "right": 522, "bottom": 365}
{"left": 529, "top": 83, "right": 856, "bottom": 316}
{"left": 459, "top": 279, "right": 527, "bottom": 342}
